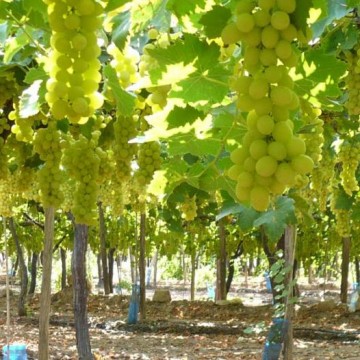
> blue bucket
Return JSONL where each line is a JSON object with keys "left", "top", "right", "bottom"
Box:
{"left": 2, "top": 343, "right": 28, "bottom": 359}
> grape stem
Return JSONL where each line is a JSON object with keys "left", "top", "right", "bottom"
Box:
{"left": 6, "top": 9, "right": 48, "bottom": 55}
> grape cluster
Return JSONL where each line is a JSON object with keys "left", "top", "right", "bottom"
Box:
{"left": 15, "top": 166, "right": 37, "bottom": 200}
{"left": 224, "top": 0, "right": 314, "bottom": 211}
{"left": 338, "top": 140, "right": 360, "bottom": 196}
{"left": 113, "top": 115, "right": 138, "bottom": 182}
{"left": 0, "top": 138, "right": 9, "bottom": 180}
{"left": 134, "top": 140, "right": 162, "bottom": 188}
{"left": 300, "top": 100, "right": 324, "bottom": 165}
{"left": 62, "top": 133, "right": 101, "bottom": 225}
{"left": 344, "top": 44, "right": 360, "bottom": 115}
{"left": 44, "top": 0, "right": 104, "bottom": 123}
{"left": 0, "top": 73, "right": 18, "bottom": 109}
{"left": 310, "top": 151, "right": 335, "bottom": 211}
{"left": 0, "top": 115, "right": 10, "bottom": 136}
{"left": 180, "top": 195, "right": 198, "bottom": 221}
{"left": 0, "top": 177, "right": 14, "bottom": 217}
{"left": 33, "top": 121, "right": 64, "bottom": 207}
{"left": 107, "top": 43, "right": 140, "bottom": 89}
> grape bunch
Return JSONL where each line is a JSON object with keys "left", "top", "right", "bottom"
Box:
{"left": 33, "top": 121, "right": 64, "bottom": 207}
{"left": 0, "top": 138, "right": 9, "bottom": 180}
{"left": 180, "top": 195, "right": 198, "bottom": 221}
{"left": 338, "top": 140, "right": 360, "bottom": 196}
{"left": 299, "top": 101, "right": 324, "bottom": 165}
{"left": 44, "top": 0, "right": 104, "bottom": 123}
{"left": 113, "top": 114, "right": 138, "bottom": 182}
{"left": 310, "top": 150, "right": 335, "bottom": 211}
{"left": 0, "top": 72, "right": 18, "bottom": 109}
{"left": 344, "top": 44, "right": 360, "bottom": 115}
{"left": 0, "top": 115, "right": 10, "bottom": 136}
{"left": 223, "top": 0, "right": 314, "bottom": 211}
{"left": 134, "top": 140, "right": 162, "bottom": 189}
{"left": 62, "top": 133, "right": 101, "bottom": 225}
{"left": 0, "top": 177, "right": 15, "bottom": 217}
{"left": 107, "top": 43, "right": 140, "bottom": 89}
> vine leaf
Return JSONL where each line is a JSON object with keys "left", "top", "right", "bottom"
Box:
{"left": 4, "top": 29, "right": 29, "bottom": 63}
{"left": 105, "top": 0, "right": 131, "bottom": 12}
{"left": 199, "top": 6, "right": 232, "bottom": 39}
{"left": 103, "top": 65, "right": 136, "bottom": 116}
{"left": 254, "top": 197, "right": 296, "bottom": 242}
{"left": 166, "top": 0, "right": 206, "bottom": 18}
{"left": 290, "top": 0, "right": 313, "bottom": 34}
{"left": 19, "top": 80, "right": 42, "bottom": 118}
{"left": 167, "top": 105, "right": 205, "bottom": 129}
{"left": 110, "top": 10, "right": 131, "bottom": 51}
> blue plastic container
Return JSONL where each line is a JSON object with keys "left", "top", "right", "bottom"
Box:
{"left": 262, "top": 342, "right": 282, "bottom": 360}
{"left": 2, "top": 343, "right": 28, "bottom": 359}
{"left": 264, "top": 272, "right": 272, "bottom": 293}
{"left": 127, "top": 284, "right": 140, "bottom": 324}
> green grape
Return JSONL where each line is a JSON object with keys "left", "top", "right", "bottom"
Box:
{"left": 267, "top": 141, "right": 287, "bottom": 160}
{"left": 272, "top": 121, "right": 293, "bottom": 142}
{"left": 45, "top": 0, "right": 103, "bottom": 123}
{"left": 180, "top": 196, "right": 197, "bottom": 221}
{"left": 261, "top": 25, "right": 279, "bottom": 49}
{"left": 330, "top": 191, "right": 351, "bottom": 237}
{"left": 276, "top": 0, "right": 296, "bottom": 13}
{"left": 255, "top": 155, "right": 277, "bottom": 177}
{"left": 338, "top": 140, "right": 360, "bottom": 196}
{"left": 291, "top": 154, "right": 314, "bottom": 175}
{"left": 237, "top": 171, "right": 254, "bottom": 187}
{"left": 236, "top": 13, "right": 255, "bottom": 33}
{"left": 256, "top": 114, "right": 274, "bottom": 135}
{"left": 249, "top": 139, "right": 268, "bottom": 159}
{"left": 286, "top": 136, "right": 306, "bottom": 158}
{"left": 33, "top": 121, "right": 64, "bottom": 207}
{"left": 275, "top": 162, "right": 296, "bottom": 185}
{"left": 248, "top": 77, "right": 269, "bottom": 99}
{"left": 250, "top": 185, "right": 270, "bottom": 211}
{"left": 270, "top": 11, "right": 290, "bottom": 30}
{"left": 221, "top": 22, "right": 244, "bottom": 45}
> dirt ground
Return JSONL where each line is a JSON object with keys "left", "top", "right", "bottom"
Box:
{"left": 0, "top": 276, "right": 360, "bottom": 359}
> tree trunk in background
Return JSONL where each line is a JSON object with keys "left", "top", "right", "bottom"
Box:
{"left": 283, "top": 225, "right": 296, "bottom": 360}
{"left": 153, "top": 250, "right": 158, "bottom": 288}
{"left": 190, "top": 251, "right": 196, "bottom": 301}
{"left": 28, "top": 252, "right": 38, "bottom": 295}
{"left": 98, "top": 202, "right": 110, "bottom": 295}
{"left": 108, "top": 248, "right": 115, "bottom": 293}
{"left": 139, "top": 212, "right": 146, "bottom": 321}
{"left": 340, "top": 237, "right": 351, "bottom": 303}
{"left": 130, "top": 247, "right": 136, "bottom": 284}
{"left": 38, "top": 207, "right": 55, "bottom": 360}
{"left": 226, "top": 241, "right": 244, "bottom": 294}
{"left": 97, "top": 254, "right": 102, "bottom": 288}
{"left": 355, "top": 256, "right": 360, "bottom": 284}
{"left": 216, "top": 219, "right": 227, "bottom": 301}
{"left": 73, "top": 223, "right": 93, "bottom": 359}
{"left": 9, "top": 218, "right": 28, "bottom": 316}
{"left": 60, "top": 248, "right": 67, "bottom": 290}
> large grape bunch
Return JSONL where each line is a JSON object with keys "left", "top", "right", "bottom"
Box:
{"left": 44, "top": 0, "right": 104, "bottom": 123}
{"left": 113, "top": 115, "right": 138, "bottom": 182}
{"left": 62, "top": 132, "right": 101, "bottom": 225}
{"left": 180, "top": 195, "right": 198, "bottom": 221}
{"left": 330, "top": 189, "right": 351, "bottom": 238}
{"left": 33, "top": 121, "right": 64, "bottom": 207}
{"left": 223, "top": 0, "right": 314, "bottom": 211}
{"left": 337, "top": 139, "right": 360, "bottom": 196}
{"left": 344, "top": 43, "right": 360, "bottom": 115}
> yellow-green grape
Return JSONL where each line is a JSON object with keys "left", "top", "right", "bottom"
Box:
{"left": 0, "top": 72, "right": 18, "bottom": 109}
{"left": 338, "top": 140, "right": 360, "bottom": 196}
{"left": 113, "top": 115, "right": 138, "bottom": 181}
{"left": 310, "top": 151, "right": 335, "bottom": 211}
{"left": 146, "top": 85, "right": 171, "bottom": 111}
{"left": 62, "top": 133, "right": 101, "bottom": 225}
{"left": 45, "top": 0, "right": 104, "bottom": 123}
{"left": 15, "top": 166, "right": 36, "bottom": 199}
{"left": 107, "top": 43, "right": 140, "bottom": 88}
{"left": 0, "top": 115, "right": 10, "bottom": 135}
{"left": 0, "top": 176, "right": 15, "bottom": 217}
{"left": 134, "top": 140, "right": 162, "bottom": 188}
{"left": 147, "top": 28, "right": 159, "bottom": 40}
{"left": 344, "top": 45, "right": 360, "bottom": 115}
{"left": 180, "top": 196, "right": 197, "bottom": 221}
{"left": 33, "top": 121, "right": 64, "bottom": 207}
{"left": 221, "top": 22, "right": 244, "bottom": 45}
{"left": 0, "top": 138, "right": 9, "bottom": 180}
{"left": 330, "top": 192, "right": 351, "bottom": 237}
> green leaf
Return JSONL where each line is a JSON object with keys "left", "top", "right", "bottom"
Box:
{"left": 19, "top": 80, "right": 42, "bottom": 118}
{"left": 167, "top": 105, "right": 205, "bottom": 129}
{"left": 110, "top": 10, "right": 131, "bottom": 51}
{"left": 166, "top": 0, "right": 206, "bottom": 18}
{"left": 254, "top": 197, "right": 296, "bottom": 243}
{"left": 103, "top": 65, "right": 136, "bottom": 116}
{"left": 0, "top": 21, "right": 8, "bottom": 44}
{"left": 199, "top": 6, "right": 232, "bottom": 39}
{"left": 24, "top": 67, "right": 47, "bottom": 84}
{"left": 335, "top": 189, "right": 353, "bottom": 210}
{"left": 105, "top": 0, "right": 131, "bottom": 12}
{"left": 312, "top": 0, "right": 351, "bottom": 38}
{"left": 4, "top": 29, "right": 29, "bottom": 63}
{"left": 290, "top": 0, "right": 313, "bottom": 35}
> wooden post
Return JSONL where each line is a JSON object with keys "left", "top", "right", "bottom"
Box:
{"left": 3, "top": 217, "right": 11, "bottom": 349}
{"left": 340, "top": 237, "right": 351, "bottom": 303}
{"left": 216, "top": 218, "right": 227, "bottom": 301}
{"left": 283, "top": 225, "right": 296, "bottom": 360}
{"left": 38, "top": 207, "right": 55, "bottom": 360}
{"left": 98, "top": 202, "right": 110, "bottom": 294}
{"left": 139, "top": 212, "right": 146, "bottom": 321}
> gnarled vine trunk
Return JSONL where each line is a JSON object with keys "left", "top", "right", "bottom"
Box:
{"left": 139, "top": 212, "right": 146, "bottom": 321}
{"left": 98, "top": 202, "right": 110, "bottom": 295}
{"left": 340, "top": 237, "right": 351, "bottom": 303}
{"left": 216, "top": 218, "right": 227, "bottom": 301}
{"left": 28, "top": 252, "right": 38, "bottom": 295}
{"left": 73, "top": 223, "right": 93, "bottom": 359}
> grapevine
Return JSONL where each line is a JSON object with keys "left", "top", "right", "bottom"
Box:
{"left": 344, "top": 43, "right": 360, "bottom": 115}
{"left": 224, "top": 0, "right": 314, "bottom": 211}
